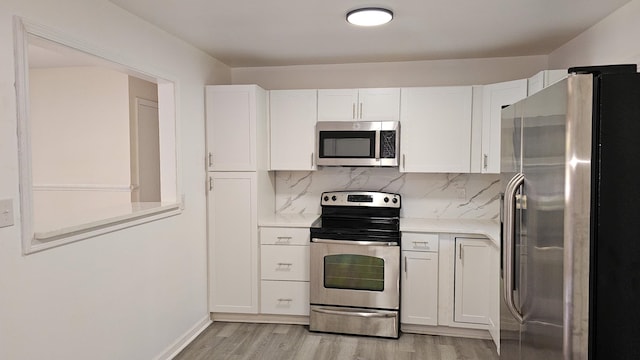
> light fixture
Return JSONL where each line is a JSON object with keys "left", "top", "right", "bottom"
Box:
{"left": 346, "top": 7, "right": 394, "bottom": 27}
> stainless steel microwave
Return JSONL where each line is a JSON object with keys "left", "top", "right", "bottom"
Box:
{"left": 316, "top": 121, "right": 400, "bottom": 167}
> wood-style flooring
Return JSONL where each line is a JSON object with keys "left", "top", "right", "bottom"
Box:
{"left": 174, "top": 322, "right": 498, "bottom": 360}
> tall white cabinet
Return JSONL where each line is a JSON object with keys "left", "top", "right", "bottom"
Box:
{"left": 205, "top": 85, "right": 274, "bottom": 314}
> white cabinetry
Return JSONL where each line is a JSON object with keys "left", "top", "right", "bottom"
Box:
{"left": 269, "top": 90, "right": 317, "bottom": 170}
{"left": 206, "top": 85, "right": 274, "bottom": 315}
{"left": 479, "top": 79, "right": 527, "bottom": 174}
{"left": 454, "top": 237, "right": 491, "bottom": 326}
{"left": 400, "top": 86, "right": 473, "bottom": 173}
{"left": 487, "top": 241, "right": 501, "bottom": 351}
{"left": 260, "top": 227, "right": 310, "bottom": 316}
{"left": 401, "top": 232, "right": 439, "bottom": 326}
{"left": 527, "top": 69, "right": 566, "bottom": 96}
{"left": 208, "top": 172, "right": 259, "bottom": 313}
{"left": 205, "top": 85, "right": 267, "bottom": 171}
{"left": 317, "top": 88, "right": 400, "bottom": 121}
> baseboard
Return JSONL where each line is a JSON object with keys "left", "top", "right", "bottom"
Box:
{"left": 154, "top": 314, "right": 212, "bottom": 360}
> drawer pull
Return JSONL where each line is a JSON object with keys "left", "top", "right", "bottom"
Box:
{"left": 277, "top": 262, "right": 293, "bottom": 269}
{"left": 276, "top": 236, "right": 292, "bottom": 244}
{"left": 277, "top": 298, "right": 293, "bottom": 302}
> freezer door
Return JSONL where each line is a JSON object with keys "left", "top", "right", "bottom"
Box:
{"left": 519, "top": 79, "right": 569, "bottom": 360}
{"left": 500, "top": 102, "right": 523, "bottom": 359}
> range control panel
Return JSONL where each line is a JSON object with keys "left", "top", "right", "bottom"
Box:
{"left": 321, "top": 191, "right": 401, "bottom": 208}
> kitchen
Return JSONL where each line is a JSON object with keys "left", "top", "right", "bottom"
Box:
{"left": 1, "top": 0, "right": 640, "bottom": 359}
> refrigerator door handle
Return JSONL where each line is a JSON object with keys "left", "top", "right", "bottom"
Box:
{"left": 503, "top": 172, "right": 525, "bottom": 324}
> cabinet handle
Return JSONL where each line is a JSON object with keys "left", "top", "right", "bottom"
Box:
{"left": 359, "top": 102, "right": 363, "bottom": 119}
{"left": 459, "top": 244, "right": 463, "bottom": 260}
{"left": 276, "top": 236, "right": 292, "bottom": 244}
{"left": 402, "top": 154, "right": 406, "bottom": 170}
{"left": 483, "top": 154, "right": 488, "bottom": 169}
{"left": 277, "top": 262, "right": 293, "bottom": 267}
{"left": 277, "top": 298, "right": 293, "bottom": 302}
{"left": 412, "top": 241, "right": 430, "bottom": 249}
{"left": 311, "top": 152, "right": 314, "bottom": 168}
{"left": 208, "top": 177, "right": 213, "bottom": 191}
{"left": 208, "top": 152, "right": 213, "bottom": 167}
{"left": 404, "top": 256, "right": 408, "bottom": 275}
{"left": 352, "top": 103, "right": 356, "bottom": 119}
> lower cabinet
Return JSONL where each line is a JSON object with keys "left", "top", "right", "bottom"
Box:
{"left": 261, "top": 280, "right": 310, "bottom": 316}
{"left": 259, "top": 226, "right": 310, "bottom": 316}
{"left": 208, "top": 172, "right": 259, "bottom": 314}
{"left": 401, "top": 232, "right": 439, "bottom": 326}
{"left": 454, "top": 237, "right": 491, "bottom": 325}
{"left": 487, "top": 241, "right": 501, "bottom": 351}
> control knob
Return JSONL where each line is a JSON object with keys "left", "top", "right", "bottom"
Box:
{"left": 384, "top": 197, "right": 389, "bottom": 203}
{"left": 392, "top": 197, "right": 398, "bottom": 204}
{"left": 323, "top": 196, "right": 329, "bottom": 202}
{"left": 332, "top": 195, "right": 337, "bottom": 201}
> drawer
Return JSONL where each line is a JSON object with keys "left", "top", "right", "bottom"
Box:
{"left": 261, "top": 280, "right": 310, "bottom": 316}
{"left": 402, "top": 232, "right": 439, "bottom": 252}
{"left": 261, "top": 245, "right": 309, "bottom": 281}
{"left": 261, "top": 227, "right": 310, "bottom": 246}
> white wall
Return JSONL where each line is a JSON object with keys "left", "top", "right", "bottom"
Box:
{"left": 0, "top": 1, "right": 230, "bottom": 360}
{"left": 231, "top": 55, "right": 549, "bottom": 89}
{"left": 30, "top": 67, "right": 131, "bottom": 185}
{"left": 549, "top": 0, "right": 640, "bottom": 68}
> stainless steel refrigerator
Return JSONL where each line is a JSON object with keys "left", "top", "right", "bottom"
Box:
{"left": 500, "top": 65, "right": 640, "bottom": 359}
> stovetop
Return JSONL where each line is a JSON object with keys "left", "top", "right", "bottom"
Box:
{"left": 310, "top": 191, "right": 401, "bottom": 242}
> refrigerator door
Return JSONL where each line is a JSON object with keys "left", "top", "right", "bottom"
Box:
{"left": 519, "top": 79, "right": 569, "bottom": 360}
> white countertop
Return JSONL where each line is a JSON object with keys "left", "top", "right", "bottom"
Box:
{"left": 401, "top": 218, "right": 500, "bottom": 246}
{"left": 259, "top": 213, "right": 320, "bottom": 228}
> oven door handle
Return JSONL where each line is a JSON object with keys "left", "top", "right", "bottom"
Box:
{"left": 311, "top": 238, "right": 399, "bottom": 246}
{"left": 311, "top": 307, "right": 396, "bottom": 318}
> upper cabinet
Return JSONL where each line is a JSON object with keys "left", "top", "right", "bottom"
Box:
{"left": 317, "top": 88, "right": 400, "bottom": 121}
{"left": 527, "top": 69, "right": 567, "bottom": 96}
{"left": 400, "top": 86, "right": 473, "bottom": 173}
{"left": 269, "top": 89, "right": 317, "bottom": 171}
{"left": 205, "top": 85, "right": 268, "bottom": 171}
{"left": 478, "top": 79, "right": 527, "bottom": 174}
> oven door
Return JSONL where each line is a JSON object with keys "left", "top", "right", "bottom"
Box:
{"left": 310, "top": 238, "right": 400, "bottom": 310}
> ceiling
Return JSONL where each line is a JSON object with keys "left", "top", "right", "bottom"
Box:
{"left": 108, "top": 0, "right": 631, "bottom": 68}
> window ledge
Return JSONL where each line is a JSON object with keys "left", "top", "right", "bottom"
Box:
{"left": 27, "top": 202, "right": 182, "bottom": 254}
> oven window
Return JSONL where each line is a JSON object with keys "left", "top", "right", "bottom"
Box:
{"left": 324, "top": 254, "right": 384, "bottom": 291}
{"left": 319, "top": 131, "right": 375, "bottom": 158}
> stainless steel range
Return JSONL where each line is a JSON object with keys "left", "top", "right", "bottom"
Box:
{"left": 309, "top": 191, "right": 401, "bottom": 338}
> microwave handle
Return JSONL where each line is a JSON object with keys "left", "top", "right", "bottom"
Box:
{"left": 375, "top": 130, "right": 381, "bottom": 160}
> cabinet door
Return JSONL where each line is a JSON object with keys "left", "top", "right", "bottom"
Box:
{"left": 208, "top": 172, "right": 258, "bottom": 313}
{"left": 400, "top": 86, "right": 473, "bottom": 173}
{"left": 488, "top": 242, "right": 500, "bottom": 351}
{"left": 454, "top": 238, "right": 490, "bottom": 325}
{"left": 358, "top": 88, "right": 400, "bottom": 121}
{"left": 269, "top": 90, "right": 317, "bottom": 170}
{"left": 317, "top": 89, "right": 358, "bottom": 121}
{"left": 401, "top": 251, "right": 439, "bottom": 326}
{"left": 205, "top": 85, "right": 257, "bottom": 171}
{"left": 480, "top": 79, "right": 527, "bottom": 173}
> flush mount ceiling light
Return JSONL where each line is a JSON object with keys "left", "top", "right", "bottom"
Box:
{"left": 346, "top": 7, "right": 394, "bottom": 26}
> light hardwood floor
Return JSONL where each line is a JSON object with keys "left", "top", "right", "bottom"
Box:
{"left": 174, "top": 322, "right": 498, "bottom": 360}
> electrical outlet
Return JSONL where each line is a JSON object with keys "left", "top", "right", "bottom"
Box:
{"left": 0, "top": 199, "right": 14, "bottom": 228}
{"left": 456, "top": 188, "right": 466, "bottom": 200}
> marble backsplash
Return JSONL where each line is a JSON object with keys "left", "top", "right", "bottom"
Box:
{"left": 274, "top": 167, "right": 501, "bottom": 220}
